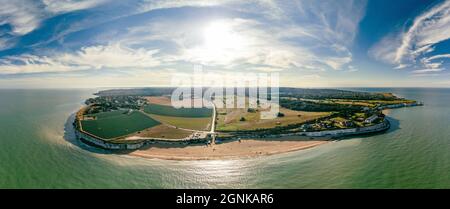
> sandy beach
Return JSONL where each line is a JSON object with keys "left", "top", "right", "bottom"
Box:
{"left": 129, "top": 138, "right": 329, "bottom": 160}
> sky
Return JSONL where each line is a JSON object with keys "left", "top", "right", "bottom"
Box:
{"left": 0, "top": 0, "right": 449, "bottom": 88}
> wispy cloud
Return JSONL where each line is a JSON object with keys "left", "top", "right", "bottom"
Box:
{"left": 0, "top": 44, "right": 161, "bottom": 74}
{"left": 412, "top": 68, "right": 443, "bottom": 74}
{"left": 425, "top": 54, "right": 450, "bottom": 61}
{"left": 347, "top": 65, "right": 359, "bottom": 72}
{"left": 42, "top": 0, "right": 108, "bottom": 13}
{"left": 0, "top": 0, "right": 366, "bottom": 84}
{"left": 0, "top": 0, "right": 44, "bottom": 35}
{"left": 0, "top": 0, "right": 111, "bottom": 51}
{"left": 0, "top": 0, "right": 108, "bottom": 35}
{"left": 369, "top": 0, "right": 450, "bottom": 74}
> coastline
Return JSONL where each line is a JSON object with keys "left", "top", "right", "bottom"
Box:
{"left": 128, "top": 138, "right": 330, "bottom": 160}
{"left": 74, "top": 115, "right": 390, "bottom": 161}
{"left": 124, "top": 119, "right": 391, "bottom": 161}
{"left": 74, "top": 96, "right": 408, "bottom": 161}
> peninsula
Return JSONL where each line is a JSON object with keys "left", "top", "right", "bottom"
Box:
{"left": 73, "top": 88, "right": 423, "bottom": 160}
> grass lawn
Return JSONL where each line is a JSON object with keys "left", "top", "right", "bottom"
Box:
{"left": 216, "top": 107, "right": 330, "bottom": 131}
{"left": 331, "top": 117, "right": 347, "bottom": 122}
{"left": 143, "top": 103, "right": 212, "bottom": 118}
{"left": 81, "top": 110, "right": 160, "bottom": 139}
{"left": 148, "top": 114, "right": 211, "bottom": 131}
{"left": 366, "top": 100, "right": 416, "bottom": 105}
{"left": 134, "top": 124, "right": 194, "bottom": 139}
{"left": 85, "top": 110, "right": 128, "bottom": 119}
{"left": 329, "top": 99, "right": 416, "bottom": 106}
{"left": 329, "top": 100, "right": 375, "bottom": 107}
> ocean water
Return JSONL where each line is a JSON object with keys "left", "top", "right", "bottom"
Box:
{"left": 1, "top": 88, "right": 450, "bottom": 188}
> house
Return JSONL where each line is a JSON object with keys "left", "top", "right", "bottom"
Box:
{"left": 364, "top": 115, "right": 378, "bottom": 123}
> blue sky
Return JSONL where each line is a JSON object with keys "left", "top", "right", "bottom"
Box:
{"left": 0, "top": 0, "right": 449, "bottom": 88}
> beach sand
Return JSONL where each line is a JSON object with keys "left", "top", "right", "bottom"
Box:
{"left": 129, "top": 138, "right": 329, "bottom": 160}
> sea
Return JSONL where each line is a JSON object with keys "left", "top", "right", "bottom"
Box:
{"left": 1, "top": 88, "right": 450, "bottom": 188}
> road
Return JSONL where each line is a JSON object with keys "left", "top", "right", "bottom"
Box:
{"left": 209, "top": 101, "right": 217, "bottom": 144}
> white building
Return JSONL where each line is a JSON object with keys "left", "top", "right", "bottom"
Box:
{"left": 364, "top": 115, "right": 378, "bottom": 123}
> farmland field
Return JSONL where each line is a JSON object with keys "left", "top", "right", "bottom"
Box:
{"left": 145, "top": 96, "right": 172, "bottom": 106}
{"left": 143, "top": 103, "right": 212, "bottom": 118}
{"left": 81, "top": 110, "right": 160, "bottom": 139}
{"left": 134, "top": 124, "right": 194, "bottom": 139}
{"left": 147, "top": 114, "right": 211, "bottom": 131}
{"left": 85, "top": 110, "right": 129, "bottom": 119}
{"left": 216, "top": 107, "right": 330, "bottom": 131}
{"left": 329, "top": 99, "right": 416, "bottom": 106}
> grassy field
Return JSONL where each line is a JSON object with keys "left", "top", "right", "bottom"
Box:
{"left": 329, "top": 99, "right": 416, "bottom": 106}
{"left": 148, "top": 114, "right": 211, "bottom": 131}
{"left": 216, "top": 107, "right": 330, "bottom": 131}
{"left": 134, "top": 124, "right": 194, "bottom": 139}
{"left": 143, "top": 103, "right": 212, "bottom": 118}
{"left": 329, "top": 100, "right": 375, "bottom": 107}
{"left": 85, "top": 110, "right": 129, "bottom": 119}
{"left": 81, "top": 110, "right": 160, "bottom": 139}
{"left": 145, "top": 96, "right": 172, "bottom": 105}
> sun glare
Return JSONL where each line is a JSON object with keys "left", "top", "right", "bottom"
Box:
{"left": 203, "top": 21, "right": 244, "bottom": 53}
{"left": 187, "top": 20, "right": 249, "bottom": 64}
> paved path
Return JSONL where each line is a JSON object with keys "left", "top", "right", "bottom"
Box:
{"left": 209, "top": 101, "right": 217, "bottom": 144}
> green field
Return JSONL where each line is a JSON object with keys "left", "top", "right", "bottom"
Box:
{"left": 216, "top": 107, "right": 330, "bottom": 131}
{"left": 143, "top": 103, "right": 212, "bottom": 118}
{"left": 85, "top": 110, "right": 128, "bottom": 119}
{"left": 148, "top": 114, "right": 211, "bottom": 131}
{"left": 81, "top": 110, "right": 160, "bottom": 139}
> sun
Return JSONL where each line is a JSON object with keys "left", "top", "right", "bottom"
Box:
{"left": 203, "top": 20, "right": 244, "bottom": 53}
{"left": 188, "top": 20, "right": 248, "bottom": 64}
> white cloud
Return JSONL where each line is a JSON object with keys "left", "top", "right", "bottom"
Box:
{"left": 426, "top": 54, "right": 450, "bottom": 61}
{"left": 347, "top": 65, "right": 359, "bottom": 72}
{"left": 369, "top": 0, "right": 450, "bottom": 73}
{"left": 0, "top": 0, "right": 107, "bottom": 35}
{"left": 139, "top": 0, "right": 229, "bottom": 12}
{"left": 0, "top": 0, "right": 366, "bottom": 77}
{"left": 0, "top": 0, "right": 112, "bottom": 53}
{"left": 412, "top": 68, "right": 444, "bottom": 74}
{"left": 0, "top": 54, "right": 85, "bottom": 74}
{"left": 42, "top": 0, "right": 108, "bottom": 13}
{"left": 0, "top": 44, "right": 161, "bottom": 74}
{"left": 396, "top": 0, "right": 450, "bottom": 64}
{"left": 368, "top": 34, "right": 401, "bottom": 65}
{"left": 59, "top": 44, "right": 161, "bottom": 69}
{"left": 121, "top": 0, "right": 366, "bottom": 72}
{"left": 393, "top": 64, "right": 410, "bottom": 70}
{"left": 0, "top": 0, "right": 44, "bottom": 35}
{"left": 322, "top": 56, "right": 353, "bottom": 70}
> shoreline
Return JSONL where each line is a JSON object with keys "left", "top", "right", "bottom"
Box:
{"left": 124, "top": 117, "right": 391, "bottom": 161}
{"left": 75, "top": 105, "right": 397, "bottom": 161}
{"left": 75, "top": 118, "right": 390, "bottom": 161}
{"left": 128, "top": 138, "right": 330, "bottom": 161}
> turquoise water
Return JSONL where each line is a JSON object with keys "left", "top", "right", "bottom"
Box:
{"left": 1, "top": 88, "right": 450, "bottom": 188}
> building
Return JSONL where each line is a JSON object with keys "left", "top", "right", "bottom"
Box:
{"left": 364, "top": 114, "right": 378, "bottom": 123}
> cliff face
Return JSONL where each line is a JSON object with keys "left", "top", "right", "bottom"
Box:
{"left": 74, "top": 119, "right": 390, "bottom": 150}
{"left": 74, "top": 127, "right": 211, "bottom": 150}
{"left": 301, "top": 120, "right": 390, "bottom": 137}
{"left": 75, "top": 130, "right": 144, "bottom": 150}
